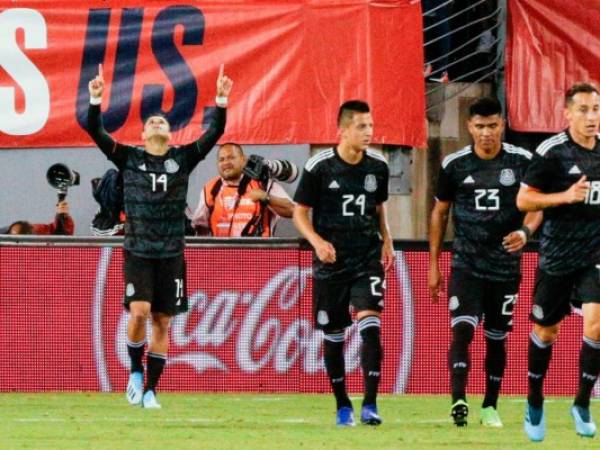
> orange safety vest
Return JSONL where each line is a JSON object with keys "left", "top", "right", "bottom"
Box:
{"left": 205, "top": 175, "right": 273, "bottom": 237}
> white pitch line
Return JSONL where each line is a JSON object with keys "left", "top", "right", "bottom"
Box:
{"left": 13, "top": 417, "right": 225, "bottom": 423}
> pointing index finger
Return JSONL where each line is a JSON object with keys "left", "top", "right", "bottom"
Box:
{"left": 218, "top": 63, "right": 224, "bottom": 79}
{"left": 98, "top": 63, "right": 103, "bottom": 78}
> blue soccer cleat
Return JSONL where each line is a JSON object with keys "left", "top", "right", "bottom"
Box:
{"left": 336, "top": 406, "right": 356, "bottom": 427}
{"left": 125, "top": 372, "right": 143, "bottom": 405}
{"left": 360, "top": 404, "right": 382, "bottom": 426}
{"left": 142, "top": 390, "right": 162, "bottom": 409}
{"left": 571, "top": 405, "right": 597, "bottom": 438}
{"left": 524, "top": 402, "right": 545, "bottom": 442}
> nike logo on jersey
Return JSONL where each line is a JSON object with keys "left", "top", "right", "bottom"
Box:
{"left": 568, "top": 165, "right": 582, "bottom": 175}
{"left": 138, "top": 164, "right": 147, "bottom": 171}
{"left": 328, "top": 180, "right": 340, "bottom": 189}
{"left": 462, "top": 175, "right": 475, "bottom": 184}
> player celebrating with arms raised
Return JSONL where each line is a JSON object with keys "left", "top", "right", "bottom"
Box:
{"left": 87, "top": 64, "right": 233, "bottom": 408}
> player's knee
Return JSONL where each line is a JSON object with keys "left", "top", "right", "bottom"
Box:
{"left": 358, "top": 316, "right": 382, "bottom": 349}
{"left": 452, "top": 321, "right": 475, "bottom": 344}
{"left": 129, "top": 310, "right": 149, "bottom": 327}
{"left": 484, "top": 329, "right": 508, "bottom": 343}
{"left": 533, "top": 323, "right": 560, "bottom": 344}
{"left": 584, "top": 322, "right": 600, "bottom": 341}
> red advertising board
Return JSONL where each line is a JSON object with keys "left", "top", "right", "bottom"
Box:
{"left": 506, "top": 0, "right": 600, "bottom": 132}
{"left": 0, "top": 1, "right": 426, "bottom": 148}
{"left": 0, "top": 245, "right": 588, "bottom": 396}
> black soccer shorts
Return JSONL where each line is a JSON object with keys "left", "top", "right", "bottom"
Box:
{"left": 312, "top": 265, "right": 385, "bottom": 333}
{"left": 123, "top": 251, "right": 188, "bottom": 316}
{"left": 448, "top": 268, "right": 520, "bottom": 332}
{"left": 530, "top": 265, "right": 600, "bottom": 326}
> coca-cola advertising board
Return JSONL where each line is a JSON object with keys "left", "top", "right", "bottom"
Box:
{"left": 0, "top": 245, "right": 589, "bottom": 395}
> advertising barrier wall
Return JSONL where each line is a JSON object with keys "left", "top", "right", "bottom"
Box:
{"left": 0, "top": 240, "right": 590, "bottom": 395}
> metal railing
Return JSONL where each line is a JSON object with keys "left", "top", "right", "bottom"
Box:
{"left": 423, "top": 0, "right": 504, "bottom": 110}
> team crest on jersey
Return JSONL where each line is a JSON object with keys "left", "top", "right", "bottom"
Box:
{"left": 364, "top": 174, "right": 377, "bottom": 193}
{"left": 499, "top": 168, "right": 516, "bottom": 186}
{"left": 164, "top": 159, "right": 179, "bottom": 173}
{"left": 126, "top": 283, "right": 135, "bottom": 297}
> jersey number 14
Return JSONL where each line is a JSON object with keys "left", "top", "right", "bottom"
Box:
{"left": 150, "top": 173, "right": 168, "bottom": 192}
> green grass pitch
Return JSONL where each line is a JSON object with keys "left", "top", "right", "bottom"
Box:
{"left": 0, "top": 394, "right": 597, "bottom": 449}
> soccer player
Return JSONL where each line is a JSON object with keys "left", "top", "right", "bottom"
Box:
{"left": 517, "top": 83, "right": 600, "bottom": 441}
{"left": 429, "top": 97, "right": 542, "bottom": 427}
{"left": 87, "top": 64, "right": 233, "bottom": 408}
{"left": 293, "top": 100, "right": 394, "bottom": 426}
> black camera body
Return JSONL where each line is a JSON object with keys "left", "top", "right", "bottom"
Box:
{"left": 47, "top": 163, "right": 80, "bottom": 201}
{"left": 243, "top": 154, "right": 298, "bottom": 185}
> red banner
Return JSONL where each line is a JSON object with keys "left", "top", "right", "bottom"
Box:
{"left": 0, "top": 245, "right": 588, "bottom": 395}
{"left": 506, "top": 0, "right": 600, "bottom": 132}
{"left": 0, "top": 1, "right": 426, "bottom": 148}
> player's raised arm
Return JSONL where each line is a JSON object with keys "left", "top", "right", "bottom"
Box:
{"left": 86, "top": 64, "right": 128, "bottom": 167}
{"left": 184, "top": 64, "right": 234, "bottom": 168}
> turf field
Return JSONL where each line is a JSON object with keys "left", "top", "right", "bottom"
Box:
{"left": 0, "top": 394, "right": 598, "bottom": 449}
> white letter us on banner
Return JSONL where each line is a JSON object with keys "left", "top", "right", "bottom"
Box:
{"left": 0, "top": 8, "right": 50, "bottom": 135}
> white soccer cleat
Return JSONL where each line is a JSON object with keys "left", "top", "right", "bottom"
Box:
{"left": 125, "top": 372, "right": 143, "bottom": 405}
{"left": 142, "top": 390, "right": 162, "bottom": 409}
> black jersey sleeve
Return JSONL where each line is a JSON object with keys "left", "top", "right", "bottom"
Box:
{"left": 86, "top": 104, "right": 129, "bottom": 168}
{"left": 522, "top": 153, "right": 558, "bottom": 191}
{"left": 435, "top": 165, "right": 456, "bottom": 201}
{"left": 293, "top": 167, "right": 319, "bottom": 208}
{"left": 376, "top": 165, "right": 389, "bottom": 204}
{"left": 181, "top": 106, "right": 226, "bottom": 170}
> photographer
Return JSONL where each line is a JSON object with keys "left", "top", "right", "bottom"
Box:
{"left": 192, "top": 143, "right": 294, "bottom": 237}
{"left": 6, "top": 201, "right": 74, "bottom": 235}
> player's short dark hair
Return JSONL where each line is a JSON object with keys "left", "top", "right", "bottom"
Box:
{"left": 565, "top": 83, "right": 600, "bottom": 106}
{"left": 468, "top": 97, "right": 502, "bottom": 118}
{"left": 142, "top": 111, "right": 170, "bottom": 127}
{"left": 8, "top": 221, "right": 33, "bottom": 235}
{"left": 338, "top": 100, "right": 370, "bottom": 127}
{"left": 218, "top": 142, "right": 244, "bottom": 157}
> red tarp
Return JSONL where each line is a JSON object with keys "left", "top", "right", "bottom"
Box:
{"left": 0, "top": 1, "right": 426, "bottom": 148}
{"left": 506, "top": 0, "right": 600, "bottom": 132}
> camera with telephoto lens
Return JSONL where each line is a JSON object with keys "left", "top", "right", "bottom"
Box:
{"left": 243, "top": 154, "right": 299, "bottom": 184}
{"left": 47, "top": 163, "right": 80, "bottom": 201}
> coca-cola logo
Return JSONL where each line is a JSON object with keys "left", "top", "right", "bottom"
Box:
{"left": 93, "top": 247, "right": 414, "bottom": 393}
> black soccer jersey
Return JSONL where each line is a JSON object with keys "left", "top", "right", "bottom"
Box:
{"left": 523, "top": 131, "right": 600, "bottom": 275}
{"left": 87, "top": 104, "right": 226, "bottom": 258}
{"left": 294, "top": 148, "right": 389, "bottom": 281}
{"left": 436, "top": 143, "right": 532, "bottom": 281}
